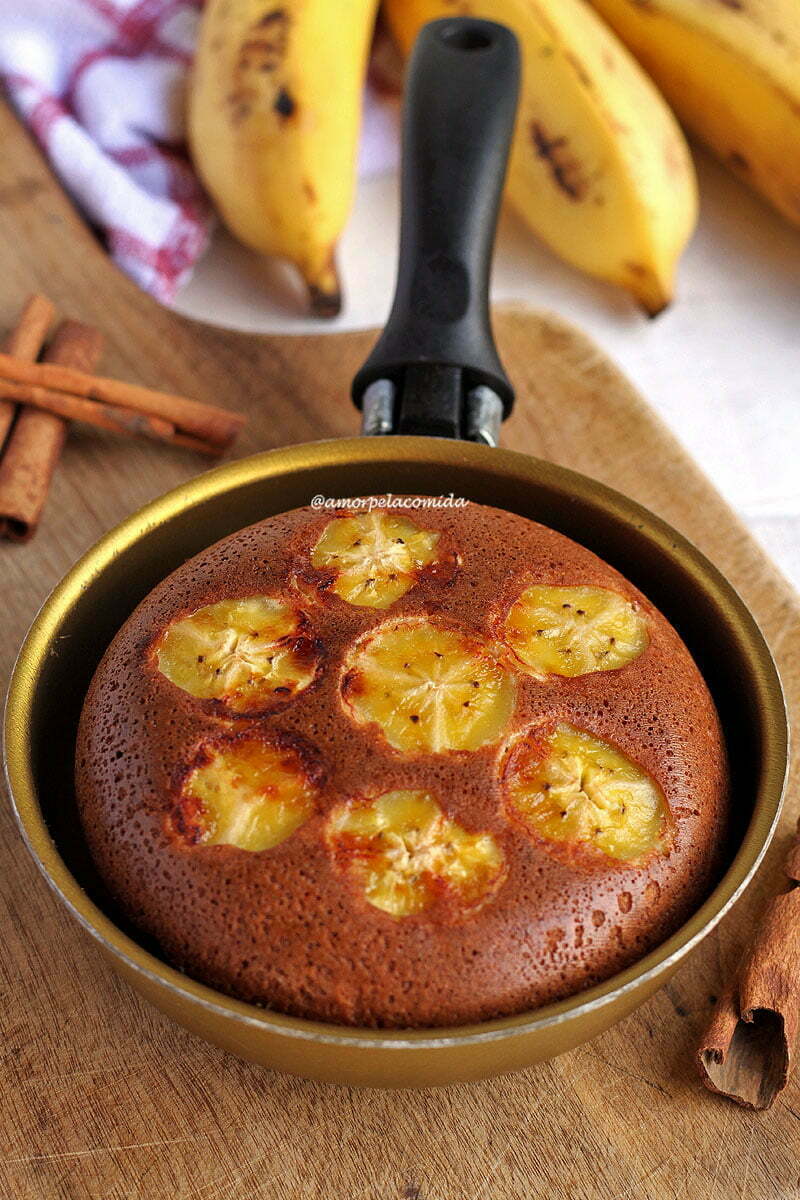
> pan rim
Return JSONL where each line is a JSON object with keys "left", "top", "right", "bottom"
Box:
{"left": 4, "top": 437, "right": 789, "bottom": 1051}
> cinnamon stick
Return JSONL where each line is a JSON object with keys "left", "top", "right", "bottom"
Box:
{"left": 0, "top": 320, "right": 104, "bottom": 541}
{"left": 697, "top": 819, "right": 800, "bottom": 1109}
{"left": 0, "top": 378, "right": 219, "bottom": 454}
{"left": 0, "top": 295, "right": 55, "bottom": 448}
{"left": 0, "top": 351, "right": 245, "bottom": 449}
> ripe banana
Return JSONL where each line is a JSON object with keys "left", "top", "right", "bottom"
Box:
{"left": 588, "top": 0, "right": 800, "bottom": 227}
{"left": 384, "top": 0, "right": 698, "bottom": 314}
{"left": 189, "top": 0, "right": 378, "bottom": 316}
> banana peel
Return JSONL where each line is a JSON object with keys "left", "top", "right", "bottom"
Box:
{"left": 189, "top": 0, "right": 379, "bottom": 316}
{"left": 384, "top": 0, "right": 699, "bottom": 314}
{"left": 589, "top": 0, "right": 800, "bottom": 227}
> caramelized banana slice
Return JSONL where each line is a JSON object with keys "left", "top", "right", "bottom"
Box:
{"left": 326, "top": 790, "right": 505, "bottom": 916}
{"left": 170, "top": 735, "right": 318, "bottom": 851}
{"left": 310, "top": 511, "right": 445, "bottom": 608}
{"left": 502, "top": 585, "right": 648, "bottom": 678}
{"left": 504, "top": 723, "right": 669, "bottom": 863}
{"left": 154, "top": 596, "right": 320, "bottom": 715}
{"left": 342, "top": 619, "right": 516, "bottom": 753}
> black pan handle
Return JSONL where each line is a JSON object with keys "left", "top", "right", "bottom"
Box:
{"left": 351, "top": 17, "right": 520, "bottom": 444}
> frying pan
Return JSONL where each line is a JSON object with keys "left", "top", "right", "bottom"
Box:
{"left": 5, "top": 18, "right": 787, "bottom": 1088}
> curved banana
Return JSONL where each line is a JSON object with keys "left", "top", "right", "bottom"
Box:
{"left": 189, "top": 0, "right": 378, "bottom": 316}
{"left": 384, "top": 0, "right": 698, "bottom": 314}
{"left": 589, "top": 0, "right": 800, "bottom": 226}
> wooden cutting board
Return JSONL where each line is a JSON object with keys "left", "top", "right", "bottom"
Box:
{"left": 0, "top": 102, "right": 798, "bottom": 1200}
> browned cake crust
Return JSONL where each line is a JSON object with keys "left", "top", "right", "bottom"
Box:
{"left": 75, "top": 500, "right": 729, "bottom": 1028}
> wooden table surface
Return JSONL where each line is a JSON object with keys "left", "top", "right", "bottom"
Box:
{"left": 1, "top": 103, "right": 799, "bottom": 1200}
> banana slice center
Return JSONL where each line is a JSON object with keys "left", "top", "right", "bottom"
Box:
{"left": 342, "top": 619, "right": 516, "bottom": 753}
{"left": 311, "top": 512, "right": 442, "bottom": 608}
{"left": 170, "top": 736, "right": 317, "bottom": 852}
{"left": 502, "top": 585, "right": 648, "bottom": 678}
{"left": 504, "top": 723, "right": 669, "bottom": 863}
{"left": 326, "top": 790, "right": 505, "bottom": 916}
{"left": 154, "top": 596, "right": 319, "bottom": 715}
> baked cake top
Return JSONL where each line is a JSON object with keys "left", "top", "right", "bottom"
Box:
{"left": 76, "top": 499, "right": 728, "bottom": 1028}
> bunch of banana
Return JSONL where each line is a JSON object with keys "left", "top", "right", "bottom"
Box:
{"left": 588, "top": 0, "right": 800, "bottom": 227}
{"left": 189, "top": 0, "right": 378, "bottom": 316}
{"left": 189, "top": 0, "right": 800, "bottom": 318}
{"left": 384, "top": 0, "right": 698, "bottom": 315}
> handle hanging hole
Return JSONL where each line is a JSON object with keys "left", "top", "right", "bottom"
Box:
{"left": 439, "top": 24, "right": 493, "bottom": 51}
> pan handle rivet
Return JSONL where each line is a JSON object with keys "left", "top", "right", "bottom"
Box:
{"left": 361, "top": 379, "right": 396, "bottom": 436}
{"left": 465, "top": 385, "right": 503, "bottom": 447}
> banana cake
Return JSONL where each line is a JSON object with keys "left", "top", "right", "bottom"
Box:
{"left": 76, "top": 499, "right": 729, "bottom": 1028}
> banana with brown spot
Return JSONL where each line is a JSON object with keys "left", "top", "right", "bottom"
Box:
{"left": 589, "top": 0, "right": 800, "bottom": 226}
{"left": 189, "top": 0, "right": 379, "bottom": 315}
{"left": 384, "top": 0, "right": 698, "bottom": 314}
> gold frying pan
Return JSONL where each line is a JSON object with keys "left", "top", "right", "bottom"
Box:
{"left": 4, "top": 19, "right": 787, "bottom": 1087}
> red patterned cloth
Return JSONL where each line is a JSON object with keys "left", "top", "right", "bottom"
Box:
{"left": 0, "top": 0, "right": 400, "bottom": 303}
{"left": 0, "top": 0, "right": 212, "bottom": 302}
